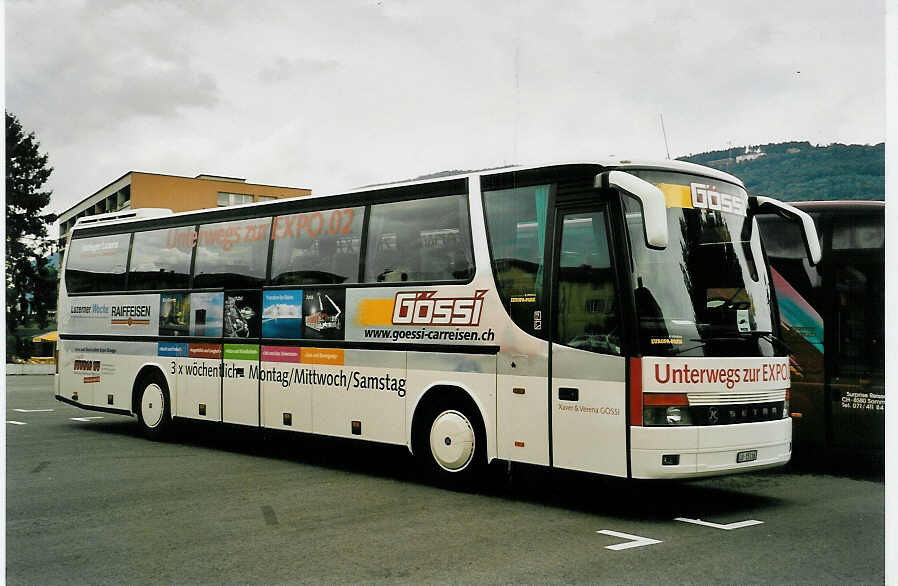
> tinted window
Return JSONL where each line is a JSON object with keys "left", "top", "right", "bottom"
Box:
{"left": 66, "top": 233, "right": 131, "bottom": 293}
{"left": 757, "top": 215, "right": 811, "bottom": 260}
{"left": 128, "top": 227, "right": 194, "bottom": 290}
{"left": 483, "top": 184, "right": 549, "bottom": 337}
{"left": 757, "top": 214, "right": 825, "bottom": 316}
{"left": 832, "top": 214, "right": 884, "bottom": 250}
{"left": 834, "top": 260, "right": 885, "bottom": 378}
{"left": 364, "top": 194, "right": 474, "bottom": 283}
{"left": 271, "top": 207, "right": 363, "bottom": 285}
{"left": 193, "top": 218, "right": 271, "bottom": 288}
{"left": 555, "top": 210, "right": 620, "bottom": 355}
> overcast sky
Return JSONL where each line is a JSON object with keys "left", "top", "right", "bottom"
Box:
{"left": 6, "top": 0, "right": 886, "bottom": 234}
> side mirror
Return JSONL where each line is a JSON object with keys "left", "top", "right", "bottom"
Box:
{"left": 751, "top": 196, "right": 822, "bottom": 265}
{"left": 596, "top": 171, "right": 668, "bottom": 249}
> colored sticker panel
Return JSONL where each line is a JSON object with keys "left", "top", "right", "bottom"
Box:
{"left": 262, "top": 290, "right": 303, "bottom": 339}
{"left": 655, "top": 183, "right": 694, "bottom": 209}
{"left": 300, "top": 347, "right": 345, "bottom": 365}
{"left": 224, "top": 291, "right": 261, "bottom": 339}
{"left": 303, "top": 289, "right": 345, "bottom": 340}
{"left": 158, "top": 342, "right": 189, "bottom": 357}
{"left": 224, "top": 343, "right": 260, "bottom": 361}
{"left": 354, "top": 298, "right": 394, "bottom": 327}
{"left": 190, "top": 292, "right": 224, "bottom": 337}
{"left": 159, "top": 293, "right": 190, "bottom": 336}
{"left": 261, "top": 345, "right": 302, "bottom": 363}
{"left": 189, "top": 343, "right": 222, "bottom": 359}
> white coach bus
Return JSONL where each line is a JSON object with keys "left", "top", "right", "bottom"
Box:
{"left": 56, "top": 160, "right": 820, "bottom": 485}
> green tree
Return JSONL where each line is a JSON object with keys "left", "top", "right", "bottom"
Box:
{"left": 6, "top": 111, "right": 56, "bottom": 351}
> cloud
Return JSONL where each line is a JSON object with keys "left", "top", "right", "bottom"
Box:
{"left": 5, "top": 0, "right": 885, "bottom": 223}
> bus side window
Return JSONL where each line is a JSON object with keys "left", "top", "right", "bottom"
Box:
{"left": 832, "top": 214, "right": 884, "bottom": 251}
{"left": 65, "top": 233, "right": 131, "bottom": 293}
{"left": 193, "top": 218, "right": 271, "bottom": 289}
{"left": 363, "top": 195, "right": 474, "bottom": 283}
{"left": 482, "top": 184, "right": 549, "bottom": 338}
{"left": 555, "top": 210, "right": 621, "bottom": 355}
{"left": 129, "top": 227, "right": 193, "bottom": 290}
{"left": 270, "top": 207, "right": 363, "bottom": 286}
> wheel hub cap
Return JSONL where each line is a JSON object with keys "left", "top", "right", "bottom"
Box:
{"left": 429, "top": 410, "right": 475, "bottom": 471}
{"left": 141, "top": 384, "right": 164, "bottom": 428}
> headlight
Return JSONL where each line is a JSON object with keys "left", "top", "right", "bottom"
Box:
{"left": 643, "top": 405, "right": 693, "bottom": 426}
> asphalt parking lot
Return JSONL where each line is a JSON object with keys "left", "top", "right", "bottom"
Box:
{"left": 5, "top": 375, "right": 885, "bottom": 584}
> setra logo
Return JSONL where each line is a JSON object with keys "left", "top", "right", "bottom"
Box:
{"left": 392, "top": 290, "right": 487, "bottom": 326}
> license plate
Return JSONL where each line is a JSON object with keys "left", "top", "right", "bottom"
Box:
{"left": 737, "top": 449, "right": 758, "bottom": 463}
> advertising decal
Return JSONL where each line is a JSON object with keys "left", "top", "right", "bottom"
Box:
{"left": 262, "top": 290, "right": 303, "bottom": 338}
{"left": 641, "top": 356, "right": 790, "bottom": 393}
{"left": 160, "top": 293, "right": 190, "bottom": 336}
{"left": 224, "top": 292, "right": 261, "bottom": 338}
{"left": 67, "top": 294, "right": 160, "bottom": 336}
{"left": 190, "top": 292, "right": 224, "bottom": 337}
{"left": 303, "top": 289, "right": 345, "bottom": 340}
{"left": 345, "top": 288, "right": 496, "bottom": 344}
{"left": 63, "top": 340, "right": 155, "bottom": 384}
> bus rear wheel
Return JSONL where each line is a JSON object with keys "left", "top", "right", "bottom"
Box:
{"left": 135, "top": 372, "right": 171, "bottom": 440}
{"left": 415, "top": 399, "right": 485, "bottom": 490}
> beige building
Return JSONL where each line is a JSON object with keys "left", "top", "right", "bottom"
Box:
{"left": 56, "top": 171, "right": 311, "bottom": 253}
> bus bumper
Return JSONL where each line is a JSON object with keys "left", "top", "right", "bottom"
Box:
{"left": 629, "top": 418, "right": 791, "bottom": 479}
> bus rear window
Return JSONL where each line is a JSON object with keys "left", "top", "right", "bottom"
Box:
{"left": 65, "top": 233, "right": 131, "bottom": 293}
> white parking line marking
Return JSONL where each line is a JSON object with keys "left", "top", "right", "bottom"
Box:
{"left": 13, "top": 409, "right": 54, "bottom": 413}
{"left": 7, "top": 421, "right": 27, "bottom": 425}
{"left": 596, "top": 530, "right": 662, "bottom": 550}
{"left": 674, "top": 517, "right": 764, "bottom": 530}
{"left": 69, "top": 416, "right": 104, "bottom": 422}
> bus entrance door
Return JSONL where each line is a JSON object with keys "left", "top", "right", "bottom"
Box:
{"left": 549, "top": 207, "right": 627, "bottom": 476}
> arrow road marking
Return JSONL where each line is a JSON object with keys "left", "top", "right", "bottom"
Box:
{"left": 69, "top": 416, "right": 104, "bottom": 422}
{"left": 13, "top": 408, "right": 55, "bottom": 412}
{"left": 674, "top": 517, "right": 764, "bottom": 530}
{"left": 596, "top": 530, "right": 662, "bottom": 550}
{"left": 7, "top": 421, "right": 27, "bottom": 425}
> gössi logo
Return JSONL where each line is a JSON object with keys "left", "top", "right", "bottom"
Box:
{"left": 392, "top": 290, "right": 487, "bottom": 326}
{"left": 690, "top": 183, "right": 746, "bottom": 216}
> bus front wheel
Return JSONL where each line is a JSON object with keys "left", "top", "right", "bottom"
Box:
{"left": 135, "top": 372, "right": 171, "bottom": 440}
{"left": 415, "top": 399, "right": 485, "bottom": 490}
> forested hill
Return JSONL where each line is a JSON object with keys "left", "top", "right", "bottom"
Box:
{"left": 678, "top": 141, "right": 884, "bottom": 201}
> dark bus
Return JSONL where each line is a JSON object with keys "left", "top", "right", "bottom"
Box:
{"left": 757, "top": 201, "right": 884, "bottom": 470}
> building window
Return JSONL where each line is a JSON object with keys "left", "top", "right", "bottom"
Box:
{"left": 217, "top": 192, "right": 253, "bottom": 207}
{"left": 256, "top": 195, "right": 277, "bottom": 203}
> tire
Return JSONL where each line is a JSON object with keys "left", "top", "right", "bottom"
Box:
{"left": 135, "top": 372, "right": 172, "bottom": 440}
{"left": 414, "top": 397, "right": 486, "bottom": 490}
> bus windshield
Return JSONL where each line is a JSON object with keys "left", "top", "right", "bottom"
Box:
{"left": 623, "top": 170, "right": 776, "bottom": 358}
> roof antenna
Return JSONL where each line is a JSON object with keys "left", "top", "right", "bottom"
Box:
{"left": 659, "top": 113, "right": 671, "bottom": 159}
